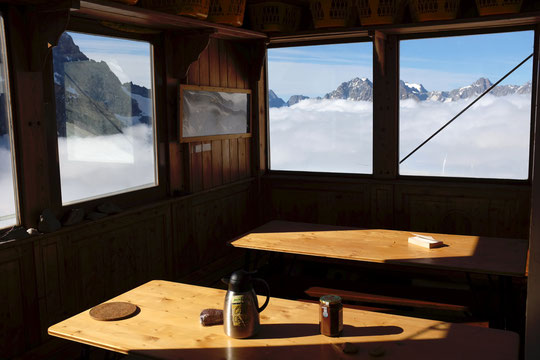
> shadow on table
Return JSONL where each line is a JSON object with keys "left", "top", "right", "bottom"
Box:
{"left": 126, "top": 323, "right": 518, "bottom": 360}
{"left": 255, "top": 323, "right": 403, "bottom": 339}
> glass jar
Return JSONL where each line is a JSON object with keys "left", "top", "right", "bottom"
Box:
{"left": 319, "top": 295, "right": 343, "bottom": 337}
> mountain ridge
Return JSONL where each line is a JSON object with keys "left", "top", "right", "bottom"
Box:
{"left": 270, "top": 76, "right": 532, "bottom": 108}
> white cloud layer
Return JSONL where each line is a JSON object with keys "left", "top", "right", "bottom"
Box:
{"left": 270, "top": 99, "right": 373, "bottom": 173}
{"left": 58, "top": 124, "right": 157, "bottom": 205}
{"left": 270, "top": 94, "right": 531, "bottom": 180}
{"left": 400, "top": 94, "right": 530, "bottom": 179}
{"left": 0, "top": 135, "right": 16, "bottom": 228}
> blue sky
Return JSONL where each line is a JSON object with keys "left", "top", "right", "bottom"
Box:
{"left": 269, "top": 30, "right": 534, "bottom": 100}
{"left": 69, "top": 32, "right": 153, "bottom": 88}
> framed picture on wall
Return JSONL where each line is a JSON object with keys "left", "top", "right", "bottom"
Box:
{"left": 179, "top": 85, "right": 251, "bottom": 142}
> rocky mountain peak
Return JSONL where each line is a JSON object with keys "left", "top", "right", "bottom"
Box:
{"left": 324, "top": 77, "right": 373, "bottom": 101}
{"left": 269, "top": 90, "right": 286, "bottom": 108}
{"left": 287, "top": 95, "right": 309, "bottom": 106}
{"left": 268, "top": 76, "right": 531, "bottom": 108}
{"left": 53, "top": 33, "right": 89, "bottom": 64}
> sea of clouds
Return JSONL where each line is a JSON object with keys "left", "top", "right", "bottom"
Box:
{"left": 58, "top": 123, "right": 156, "bottom": 205}
{"left": 0, "top": 134, "right": 16, "bottom": 228}
{"left": 270, "top": 94, "right": 531, "bottom": 179}
{"left": 0, "top": 124, "right": 156, "bottom": 229}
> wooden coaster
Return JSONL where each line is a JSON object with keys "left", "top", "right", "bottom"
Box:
{"left": 89, "top": 302, "right": 138, "bottom": 321}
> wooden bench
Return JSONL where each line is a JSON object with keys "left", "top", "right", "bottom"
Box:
{"left": 305, "top": 286, "right": 471, "bottom": 313}
{"left": 305, "top": 286, "right": 490, "bottom": 328}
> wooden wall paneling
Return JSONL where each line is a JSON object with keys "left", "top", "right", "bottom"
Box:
{"left": 270, "top": 188, "right": 319, "bottom": 223}
{"left": 212, "top": 139, "right": 223, "bottom": 187}
{"left": 394, "top": 184, "right": 530, "bottom": 238}
{"left": 226, "top": 41, "right": 238, "bottom": 88}
{"left": 190, "top": 142, "right": 203, "bottom": 192}
{"left": 234, "top": 45, "right": 246, "bottom": 89}
{"left": 168, "top": 142, "right": 185, "bottom": 194}
{"left": 0, "top": 243, "right": 41, "bottom": 358}
{"left": 166, "top": 34, "right": 183, "bottom": 193}
{"left": 65, "top": 230, "right": 108, "bottom": 310}
{"left": 134, "top": 209, "right": 170, "bottom": 280}
{"left": 373, "top": 32, "right": 399, "bottom": 179}
{"left": 219, "top": 40, "right": 228, "bottom": 88}
{"left": 208, "top": 39, "right": 220, "bottom": 87}
{"left": 246, "top": 138, "right": 252, "bottom": 177}
{"left": 185, "top": 38, "right": 252, "bottom": 193}
{"left": 187, "top": 52, "right": 200, "bottom": 85}
{"left": 264, "top": 176, "right": 530, "bottom": 238}
{"left": 222, "top": 139, "right": 231, "bottom": 183}
{"left": 167, "top": 32, "right": 212, "bottom": 194}
{"left": 189, "top": 180, "right": 255, "bottom": 267}
{"left": 13, "top": 71, "right": 51, "bottom": 227}
{"left": 171, "top": 199, "right": 198, "bottom": 278}
{"left": 33, "top": 235, "right": 72, "bottom": 339}
{"left": 265, "top": 177, "right": 374, "bottom": 227}
{"left": 255, "top": 61, "right": 267, "bottom": 176}
{"left": 202, "top": 141, "right": 213, "bottom": 190}
{"left": 64, "top": 206, "right": 171, "bottom": 312}
{"left": 371, "top": 184, "right": 395, "bottom": 229}
{"left": 238, "top": 137, "right": 247, "bottom": 178}
{"left": 198, "top": 43, "right": 210, "bottom": 86}
{"left": 230, "top": 138, "right": 239, "bottom": 181}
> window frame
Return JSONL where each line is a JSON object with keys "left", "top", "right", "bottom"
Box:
{"left": 0, "top": 12, "right": 20, "bottom": 231}
{"left": 396, "top": 25, "right": 537, "bottom": 185}
{"left": 264, "top": 26, "right": 538, "bottom": 186}
{"left": 48, "top": 18, "right": 168, "bottom": 214}
{"left": 265, "top": 37, "right": 376, "bottom": 177}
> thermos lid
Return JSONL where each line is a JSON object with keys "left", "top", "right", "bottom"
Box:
{"left": 319, "top": 295, "right": 342, "bottom": 305}
{"left": 228, "top": 270, "right": 253, "bottom": 293}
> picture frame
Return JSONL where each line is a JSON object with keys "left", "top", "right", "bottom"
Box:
{"left": 179, "top": 85, "right": 251, "bottom": 143}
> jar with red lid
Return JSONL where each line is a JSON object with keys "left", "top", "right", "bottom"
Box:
{"left": 319, "top": 295, "right": 343, "bottom": 337}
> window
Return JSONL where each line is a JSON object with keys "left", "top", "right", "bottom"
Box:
{"left": 53, "top": 32, "right": 157, "bottom": 205}
{"left": 399, "top": 31, "right": 534, "bottom": 180}
{"left": 0, "top": 16, "right": 18, "bottom": 229}
{"left": 268, "top": 42, "right": 373, "bottom": 174}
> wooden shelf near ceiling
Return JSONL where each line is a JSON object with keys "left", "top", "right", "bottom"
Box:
{"left": 71, "top": 0, "right": 267, "bottom": 40}
{"left": 269, "top": 10, "right": 540, "bottom": 45}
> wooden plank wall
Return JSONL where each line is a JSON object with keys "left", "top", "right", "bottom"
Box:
{"left": 0, "top": 180, "right": 256, "bottom": 359}
{"left": 264, "top": 176, "right": 531, "bottom": 239}
{"left": 185, "top": 39, "right": 252, "bottom": 193}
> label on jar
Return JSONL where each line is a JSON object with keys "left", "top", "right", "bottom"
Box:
{"left": 232, "top": 295, "right": 247, "bottom": 327}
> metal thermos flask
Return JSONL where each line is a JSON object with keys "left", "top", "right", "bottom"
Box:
{"left": 223, "top": 270, "right": 270, "bottom": 338}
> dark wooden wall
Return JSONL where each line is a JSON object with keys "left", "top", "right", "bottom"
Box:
{"left": 0, "top": 180, "right": 255, "bottom": 359}
{"left": 264, "top": 176, "right": 531, "bottom": 239}
{"left": 181, "top": 38, "right": 253, "bottom": 193}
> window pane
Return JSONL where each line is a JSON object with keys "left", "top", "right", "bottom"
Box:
{"left": 268, "top": 42, "right": 373, "bottom": 174}
{"left": 0, "top": 16, "right": 18, "bottom": 229}
{"left": 53, "top": 32, "right": 157, "bottom": 204}
{"left": 399, "top": 31, "right": 533, "bottom": 179}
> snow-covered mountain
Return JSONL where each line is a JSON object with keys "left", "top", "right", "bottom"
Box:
{"left": 269, "top": 77, "right": 532, "bottom": 108}
{"left": 324, "top": 77, "right": 373, "bottom": 101}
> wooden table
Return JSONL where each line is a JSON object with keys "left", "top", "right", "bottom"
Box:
{"left": 48, "top": 280, "right": 519, "bottom": 360}
{"left": 229, "top": 220, "right": 529, "bottom": 276}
